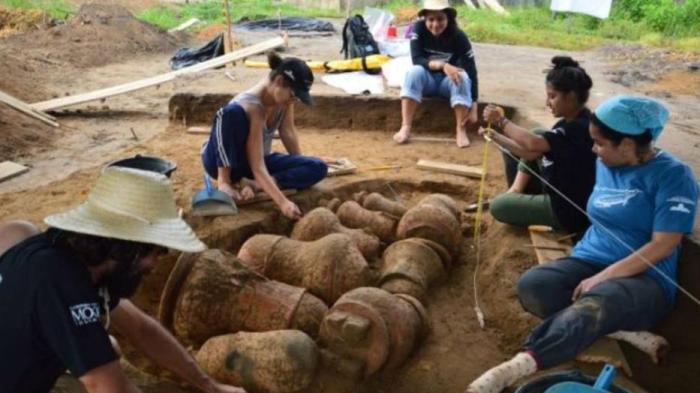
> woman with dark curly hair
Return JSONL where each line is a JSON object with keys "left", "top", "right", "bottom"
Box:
{"left": 483, "top": 56, "right": 596, "bottom": 234}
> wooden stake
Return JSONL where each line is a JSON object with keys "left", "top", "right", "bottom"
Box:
{"left": 223, "top": 0, "right": 233, "bottom": 54}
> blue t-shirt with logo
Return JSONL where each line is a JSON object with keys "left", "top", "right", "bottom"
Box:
{"left": 573, "top": 151, "right": 698, "bottom": 302}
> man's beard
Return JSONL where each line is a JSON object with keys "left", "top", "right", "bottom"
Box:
{"left": 101, "top": 262, "right": 145, "bottom": 299}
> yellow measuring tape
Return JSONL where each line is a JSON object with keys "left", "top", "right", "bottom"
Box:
{"left": 472, "top": 124, "right": 494, "bottom": 329}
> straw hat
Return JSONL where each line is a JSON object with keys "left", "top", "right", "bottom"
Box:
{"left": 45, "top": 166, "right": 206, "bottom": 253}
{"left": 419, "top": 0, "right": 457, "bottom": 19}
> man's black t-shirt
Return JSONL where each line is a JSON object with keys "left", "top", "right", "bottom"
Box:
{"left": 541, "top": 109, "right": 597, "bottom": 233}
{"left": 0, "top": 233, "right": 118, "bottom": 393}
{"left": 409, "top": 21, "right": 479, "bottom": 101}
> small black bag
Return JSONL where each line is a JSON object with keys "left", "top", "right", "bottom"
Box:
{"left": 340, "top": 15, "right": 380, "bottom": 63}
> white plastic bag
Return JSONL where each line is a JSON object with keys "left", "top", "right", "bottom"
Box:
{"left": 363, "top": 7, "right": 394, "bottom": 41}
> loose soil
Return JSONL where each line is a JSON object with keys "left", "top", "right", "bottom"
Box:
{"left": 1, "top": 4, "right": 700, "bottom": 393}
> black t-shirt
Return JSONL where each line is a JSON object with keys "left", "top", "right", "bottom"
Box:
{"left": 541, "top": 109, "right": 596, "bottom": 233}
{"left": 0, "top": 233, "right": 118, "bottom": 393}
{"left": 409, "top": 21, "right": 479, "bottom": 101}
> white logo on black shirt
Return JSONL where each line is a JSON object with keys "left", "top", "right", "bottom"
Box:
{"left": 70, "top": 303, "right": 101, "bottom": 326}
{"left": 670, "top": 203, "right": 691, "bottom": 214}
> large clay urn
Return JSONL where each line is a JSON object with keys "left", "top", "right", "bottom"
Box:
{"left": 336, "top": 200, "right": 397, "bottom": 243}
{"left": 237, "top": 233, "right": 372, "bottom": 304}
{"left": 354, "top": 191, "right": 408, "bottom": 218}
{"left": 379, "top": 238, "right": 452, "bottom": 302}
{"left": 158, "top": 250, "right": 328, "bottom": 347}
{"left": 318, "top": 287, "right": 429, "bottom": 378}
{"left": 396, "top": 194, "right": 461, "bottom": 255}
{"left": 196, "top": 330, "right": 319, "bottom": 393}
{"left": 290, "top": 207, "right": 381, "bottom": 261}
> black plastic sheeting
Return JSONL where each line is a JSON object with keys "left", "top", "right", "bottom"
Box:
{"left": 236, "top": 16, "right": 335, "bottom": 32}
{"left": 169, "top": 33, "right": 225, "bottom": 70}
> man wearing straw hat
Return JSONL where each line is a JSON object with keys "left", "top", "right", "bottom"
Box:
{"left": 0, "top": 167, "right": 246, "bottom": 393}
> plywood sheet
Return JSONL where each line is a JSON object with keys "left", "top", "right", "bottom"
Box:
{"left": 0, "top": 161, "right": 29, "bottom": 182}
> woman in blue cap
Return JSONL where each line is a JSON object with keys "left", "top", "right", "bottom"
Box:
{"left": 201, "top": 52, "right": 329, "bottom": 219}
{"left": 465, "top": 96, "right": 698, "bottom": 393}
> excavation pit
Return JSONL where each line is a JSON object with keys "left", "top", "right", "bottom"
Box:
{"left": 46, "top": 93, "right": 700, "bottom": 393}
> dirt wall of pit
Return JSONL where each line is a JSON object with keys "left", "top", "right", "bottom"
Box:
{"left": 169, "top": 93, "right": 518, "bottom": 133}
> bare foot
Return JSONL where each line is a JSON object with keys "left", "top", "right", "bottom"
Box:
{"left": 239, "top": 177, "right": 262, "bottom": 192}
{"left": 456, "top": 127, "right": 470, "bottom": 148}
{"left": 393, "top": 125, "right": 411, "bottom": 144}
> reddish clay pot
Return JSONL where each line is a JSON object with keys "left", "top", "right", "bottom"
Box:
{"left": 354, "top": 191, "right": 407, "bottom": 219}
{"left": 158, "top": 250, "right": 328, "bottom": 347}
{"left": 318, "top": 287, "right": 429, "bottom": 378}
{"left": 196, "top": 330, "right": 319, "bottom": 393}
{"left": 336, "top": 200, "right": 397, "bottom": 243}
{"left": 290, "top": 207, "right": 381, "bottom": 261}
{"left": 379, "top": 238, "right": 452, "bottom": 302}
{"left": 396, "top": 194, "right": 461, "bottom": 255}
{"left": 237, "top": 233, "right": 372, "bottom": 304}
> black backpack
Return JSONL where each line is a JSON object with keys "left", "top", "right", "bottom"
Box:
{"left": 340, "top": 15, "right": 381, "bottom": 68}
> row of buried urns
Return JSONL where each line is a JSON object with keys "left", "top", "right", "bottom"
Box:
{"left": 156, "top": 193, "right": 463, "bottom": 393}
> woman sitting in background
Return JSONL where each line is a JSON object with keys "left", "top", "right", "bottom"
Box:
{"left": 393, "top": 0, "right": 479, "bottom": 148}
{"left": 466, "top": 95, "right": 698, "bottom": 393}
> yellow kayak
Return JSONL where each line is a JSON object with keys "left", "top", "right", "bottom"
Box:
{"left": 244, "top": 54, "right": 392, "bottom": 73}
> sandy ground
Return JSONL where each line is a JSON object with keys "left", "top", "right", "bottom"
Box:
{"left": 1, "top": 6, "right": 700, "bottom": 393}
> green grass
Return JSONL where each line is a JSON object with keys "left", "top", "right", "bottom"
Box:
{"left": 382, "top": 1, "right": 700, "bottom": 53}
{"left": 137, "top": 0, "right": 343, "bottom": 31}
{"left": 0, "top": 0, "right": 74, "bottom": 19}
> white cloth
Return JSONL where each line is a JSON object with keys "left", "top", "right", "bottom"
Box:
{"left": 381, "top": 56, "right": 413, "bottom": 88}
{"left": 322, "top": 72, "right": 385, "bottom": 95}
{"left": 550, "top": 0, "right": 612, "bottom": 19}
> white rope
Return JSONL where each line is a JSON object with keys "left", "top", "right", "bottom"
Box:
{"left": 485, "top": 134, "right": 700, "bottom": 307}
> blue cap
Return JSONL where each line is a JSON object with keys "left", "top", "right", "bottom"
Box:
{"left": 594, "top": 95, "right": 669, "bottom": 140}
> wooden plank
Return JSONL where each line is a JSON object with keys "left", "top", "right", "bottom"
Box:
{"left": 483, "top": 0, "right": 508, "bottom": 14}
{"left": 186, "top": 126, "right": 210, "bottom": 135}
{"left": 237, "top": 189, "right": 297, "bottom": 206}
{"left": 0, "top": 90, "right": 59, "bottom": 127}
{"left": 30, "top": 36, "right": 287, "bottom": 112}
{"left": 0, "top": 161, "right": 29, "bottom": 182}
{"left": 416, "top": 159, "right": 482, "bottom": 179}
{"left": 327, "top": 158, "right": 358, "bottom": 177}
{"left": 577, "top": 337, "right": 633, "bottom": 377}
{"left": 528, "top": 226, "right": 572, "bottom": 264}
{"left": 168, "top": 18, "right": 200, "bottom": 33}
{"left": 411, "top": 136, "right": 454, "bottom": 143}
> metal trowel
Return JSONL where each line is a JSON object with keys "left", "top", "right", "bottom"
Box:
{"left": 191, "top": 175, "right": 238, "bottom": 217}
